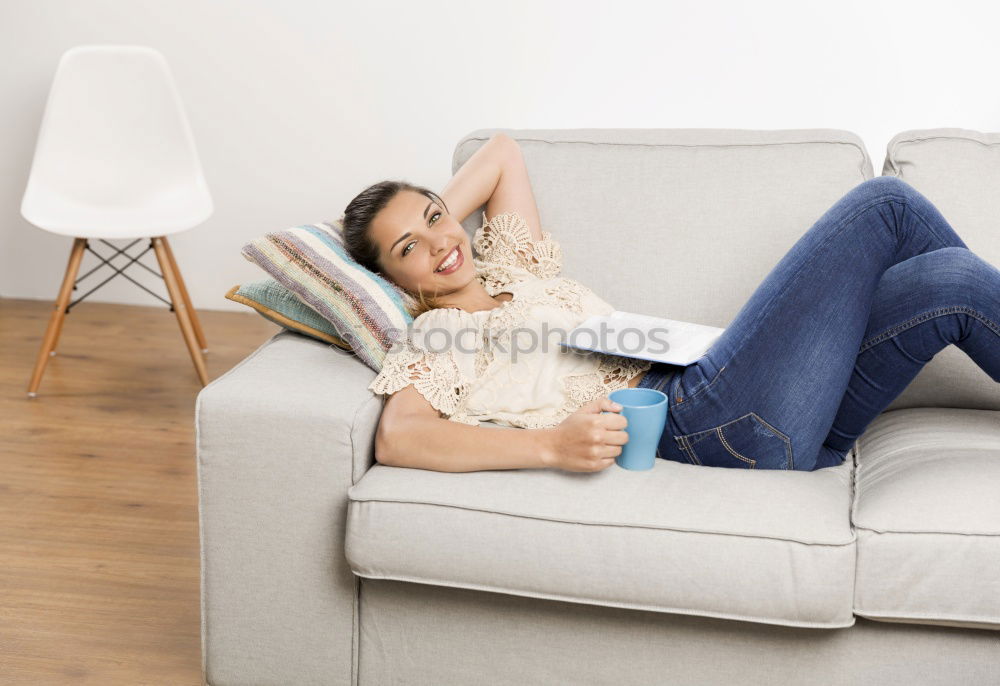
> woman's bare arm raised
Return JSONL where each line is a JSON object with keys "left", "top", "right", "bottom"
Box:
{"left": 482, "top": 135, "right": 544, "bottom": 243}
{"left": 437, "top": 133, "right": 510, "bottom": 225}
{"left": 439, "top": 133, "right": 545, "bottom": 243}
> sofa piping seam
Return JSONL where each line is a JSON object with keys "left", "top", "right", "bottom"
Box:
{"left": 853, "top": 609, "right": 1000, "bottom": 625}
{"left": 350, "top": 498, "right": 855, "bottom": 546}
{"left": 853, "top": 526, "right": 1000, "bottom": 537}
{"left": 457, "top": 135, "right": 870, "bottom": 182}
{"left": 885, "top": 131, "right": 1000, "bottom": 175}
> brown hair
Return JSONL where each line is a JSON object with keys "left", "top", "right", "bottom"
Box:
{"left": 341, "top": 180, "right": 451, "bottom": 318}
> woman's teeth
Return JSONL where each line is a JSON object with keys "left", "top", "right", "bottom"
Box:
{"left": 436, "top": 247, "right": 459, "bottom": 272}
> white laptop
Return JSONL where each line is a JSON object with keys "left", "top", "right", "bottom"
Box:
{"left": 558, "top": 310, "right": 725, "bottom": 366}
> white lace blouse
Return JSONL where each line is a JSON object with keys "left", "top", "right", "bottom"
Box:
{"left": 367, "top": 210, "right": 652, "bottom": 429}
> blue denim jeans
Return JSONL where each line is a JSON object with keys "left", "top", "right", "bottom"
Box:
{"left": 638, "top": 176, "right": 1000, "bottom": 472}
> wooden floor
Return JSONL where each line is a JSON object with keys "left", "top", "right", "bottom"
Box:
{"left": 1, "top": 297, "right": 278, "bottom": 685}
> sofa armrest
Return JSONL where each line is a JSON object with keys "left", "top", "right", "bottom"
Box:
{"left": 195, "top": 331, "right": 379, "bottom": 685}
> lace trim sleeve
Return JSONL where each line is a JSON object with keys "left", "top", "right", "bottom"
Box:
{"left": 367, "top": 339, "right": 478, "bottom": 424}
{"left": 472, "top": 211, "right": 562, "bottom": 294}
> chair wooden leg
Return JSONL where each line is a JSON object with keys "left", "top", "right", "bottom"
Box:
{"left": 160, "top": 236, "right": 207, "bottom": 352}
{"left": 152, "top": 236, "right": 209, "bottom": 386}
{"left": 27, "top": 238, "right": 88, "bottom": 397}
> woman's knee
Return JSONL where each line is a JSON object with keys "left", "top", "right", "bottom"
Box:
{"left": 858, "top": 175, "right": 913, "bottom": 200}
{"left": 911, "top": 247, "right": 994, "bottom": 303}
{"left": 837, "top": 177, "right": 914, "bottom": 219}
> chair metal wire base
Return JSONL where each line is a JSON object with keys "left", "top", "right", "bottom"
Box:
{"left": 67, "top": 239, "right": 174, "bottom": 312}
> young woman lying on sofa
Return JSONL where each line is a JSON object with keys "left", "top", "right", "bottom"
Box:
{"left": 341, "top": 133, "right": 1000, "bottom": 473}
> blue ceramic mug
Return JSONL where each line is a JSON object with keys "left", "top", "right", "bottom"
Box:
{"left": 605, "top": 388, "right": 668, "bottom": 471}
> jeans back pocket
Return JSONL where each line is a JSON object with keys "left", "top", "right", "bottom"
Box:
{"left": 674, "top": 412, "right": 794, "bottom": 470}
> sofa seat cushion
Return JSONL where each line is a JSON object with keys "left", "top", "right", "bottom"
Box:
{"left": 852, "top": 407, "right": 1000, "bottom": 631}
{"left": 346, "top": 456, "right": 857, "bottom": 629}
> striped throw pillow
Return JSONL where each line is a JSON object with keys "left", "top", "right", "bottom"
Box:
{"left": 241, "top": 220, "right": 416, "bottom": 371}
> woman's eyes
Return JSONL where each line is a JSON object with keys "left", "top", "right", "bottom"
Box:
{"left": 401, "top": 211, "right": 442, "bottom": 257}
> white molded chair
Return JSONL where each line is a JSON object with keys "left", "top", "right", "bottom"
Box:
{"left": 22, "top": 45, "right": 213, "bottom": 396}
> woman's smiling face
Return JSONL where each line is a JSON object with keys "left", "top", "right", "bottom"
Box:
{"left": 369, "top": 190, "right": 473, "bottom": 298}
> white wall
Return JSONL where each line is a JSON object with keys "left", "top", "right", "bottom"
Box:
{"left": 2, "top": 0, "right": 998, "bottom": 311}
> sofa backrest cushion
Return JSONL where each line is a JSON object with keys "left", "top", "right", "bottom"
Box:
{"left": 455, "top": 128, "right": 872, "bottom": 335}
{"left": 881, "top": 128, "right": 1000, "bottom": 411}
{"left": 454, "top": 129, "right": 872, "bottom": 411}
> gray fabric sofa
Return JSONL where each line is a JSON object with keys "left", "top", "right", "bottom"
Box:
{"left": 195, "top": 128, "right": 1000, "bottom": 685}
